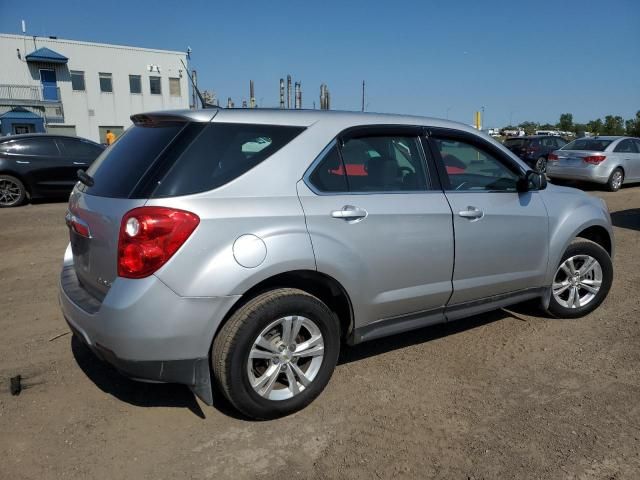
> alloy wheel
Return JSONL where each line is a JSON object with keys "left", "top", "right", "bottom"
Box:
{"left": 552, "top": 254, "right": 603, "bottom": 309}
{"left": 247, "top": 315, "right": 325, "bottom": 401}
{"left": 0, "top": 178, "right": 22, "bottom": 206}
{"left": 611, "top": 170, "right": 623, "bottom": 190}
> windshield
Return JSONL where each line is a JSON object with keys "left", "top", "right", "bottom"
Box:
{"left": 562, "top": 139, "right": 612, "bottom": 152}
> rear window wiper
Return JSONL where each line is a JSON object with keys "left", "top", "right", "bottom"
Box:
{"left": 77, "top": 169, "right": 95, "bottom": 187}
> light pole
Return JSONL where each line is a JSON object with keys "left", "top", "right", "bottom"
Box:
{"left": 481, "top": 106, "right": 485, "bottom": 130}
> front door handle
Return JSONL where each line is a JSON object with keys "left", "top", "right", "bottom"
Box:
{"left": 331, "top": 205, "right": 368, "bottom": 221}
{"left": 458, "top": 206, "right": 484, "bottom": 220}
{"left": 73, "top": 162, "right": 87, "bottom": 165}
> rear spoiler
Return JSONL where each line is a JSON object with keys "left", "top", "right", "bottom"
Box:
{"left": 130, "top": 110, "right": 219, "bottom": 126}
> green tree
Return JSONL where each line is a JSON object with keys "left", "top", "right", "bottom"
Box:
{"left": 574, "top": 123, "right": 588, "bottom": 136}
{"left": 587, "top": 119, "right": 603, "bottom": 135}
{"left": 625, "top": 111, "right": 640, "bottom": 136}
{"left": 602, "top": 115, "right": 625, "bottom": 135}
{"left": 518, "top": 121, "right": 538, "bottom": 135}
{"left": 539, "top": 123, "right": 556, "bottom": 130}
{"left": 558, "top": 113, "right": 573, "bottom": 132}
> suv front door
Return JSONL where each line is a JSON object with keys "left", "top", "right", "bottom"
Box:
{"left": 426, "top": 128, "right": 549, "bottom": 310}
{"left": 298, "top": 128, "right": 454, "bottom": 339}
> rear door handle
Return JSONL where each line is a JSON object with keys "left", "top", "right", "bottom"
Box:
{"left": 73, "top": 162, "right": 87, "bottom": 165}
{"left": 16, "top": 160, "right": 30, "bottom": 164}
{"left": 331, "top": 205, "right": 368, "bottom": 221}
{"left": 458, "top": 206, "right": 484, "bottom": 220}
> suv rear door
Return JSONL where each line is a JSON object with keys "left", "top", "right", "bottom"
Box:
{"left": 298, "top": 127, "right": 454, "bottom": 340}
{"left": 425, "top": 128, "right": 549, "bottom": 312}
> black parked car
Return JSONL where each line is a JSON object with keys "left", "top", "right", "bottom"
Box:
{"left": 0, "top": 134, "right": 104, "bottom": 207}
{"left": 503, "top": 135, "right": 567, "bottom": 173}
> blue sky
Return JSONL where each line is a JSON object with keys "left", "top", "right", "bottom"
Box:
{"left": 2, "top": 0, "right": 639, "bottom": 127}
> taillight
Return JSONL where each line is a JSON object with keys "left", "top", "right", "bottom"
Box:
{"left": 548, "top": 153, "right": 559, "bottom": 161}
{"left": 583, "top": 155, "right": 606, "bottom": 165}
{"left": 118, "top": 207, "right": 199, "bottom": 279}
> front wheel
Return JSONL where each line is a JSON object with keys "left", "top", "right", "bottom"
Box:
{"left": 548, "top": 239, "right": 613, "bottom": 318}
{"left": 212, "top": 288, "right": 340, "bottom": 419}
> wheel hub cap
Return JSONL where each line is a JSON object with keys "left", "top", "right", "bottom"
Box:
{"left": 247, "top": 315, "right": 325, "bottom": 401}
{"left": 552, "top": 254, "right": 603, "bottom": 309}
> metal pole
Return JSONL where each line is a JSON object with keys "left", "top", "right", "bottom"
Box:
{"left": 287, "top": 75, "right": 291, "bottom": 109}
{"left": 362, "top": 80, "right": 365, "bottom": 112}
{"left": 279, "top": 79, "right": 285, "bottom": 109}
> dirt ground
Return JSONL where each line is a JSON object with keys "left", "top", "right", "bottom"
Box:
{"left": 0, "top": 186, "right": 639, "bottom": 480}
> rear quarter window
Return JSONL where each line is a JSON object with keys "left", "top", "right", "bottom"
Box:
{"left": 149, "top": 123, "right": 304, "bottom": 198}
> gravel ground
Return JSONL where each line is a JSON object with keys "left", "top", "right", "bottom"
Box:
{"left": 0, "top": 186, "right": 639, "bottom": 479}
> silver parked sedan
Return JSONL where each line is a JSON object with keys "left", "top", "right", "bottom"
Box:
{"left": 547, "top": 136, "right": 640, "bottom": 191}
{"left": 59, "top": 109, "right": 614, "bottom": 419}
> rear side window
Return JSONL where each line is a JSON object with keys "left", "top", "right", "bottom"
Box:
{"left": 504, "top": 138, "right": 527, "bottom": 148}
{"left": 84, "top": 123, "right": 185, "bottom": 198}
{"left": 308, "top": 145, "right": 348, "bottom": 192}
{"left": 150, "top": 123, "right": 304, "bottom": 197}
{"left": 613, "top": 139, "right": 637, "bottom": 153}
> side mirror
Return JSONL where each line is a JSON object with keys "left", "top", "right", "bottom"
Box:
{"left": 517, "top": 170, "right": 547, "bottom": 192}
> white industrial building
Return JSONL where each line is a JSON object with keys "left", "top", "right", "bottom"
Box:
{"left": 0, "top": 33, "right": 190, "bottom": 143}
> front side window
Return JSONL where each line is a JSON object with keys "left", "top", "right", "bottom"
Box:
{"left": 433, "top": 138, "right": 519, "bottom": 192}
{"left": 129, "top": 75, "right": 142, "bottom": 94}
{"left": 149, "top": 76, "right": 161, "bottom": 95}
{"left": 99, "top": 73, "right": 113, "bottom": 93}
{"left": 169, "top": 77, "right": 181, "bottom": 96}
{"left": 57, "top": 138, "right": 103, "bottom": 157}
{"left": 23, "top": 138, "right": 60, "bottom": 156}
{"left": 70, "top": 70, "right": 85, "bottom": 91}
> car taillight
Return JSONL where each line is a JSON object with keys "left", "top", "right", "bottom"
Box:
{"left": 118, "top": 207, "right": 199, "bottom": 279}
{"left": 583, "top": 155, "right": 606, "bottom": 165}
{"left": 548, "top": 153, "right": 559, "bottom": 161}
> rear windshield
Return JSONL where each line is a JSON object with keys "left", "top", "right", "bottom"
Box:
{"left": 562, "top": 139, "right": 612, "bottom": 152}
{"left": 82, "top": 122, "right": 304, "bottom": 198}
{"left": 503, "top": 138, "right": 530, "bottom": 148}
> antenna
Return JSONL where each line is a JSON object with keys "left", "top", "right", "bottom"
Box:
{"left": 21, "top": 20, "right": 26, "bottom": 33}
{"left": 179, "top": 58, "right": 209, "bottom": 109}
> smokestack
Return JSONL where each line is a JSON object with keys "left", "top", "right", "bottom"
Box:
{"left": 319, "top": 84, "right": 324, "bottom": 110}
{"left": 242, "top": 99, "right": 247, "bottom": 108}
{"left": 294, "top": 82, "right": 302, "bottom": 109}
{"left": 362, "top": 80, "right": 365, "bottom": 112}
{"left": 227, "top": 97, "right": 234, "bottom": 108}
{"left": 320, "top": 84, "right": 330, "bottom": 110}
{"left": 191, "top": 70, "right": 197, "bottom": 109}
{"left": 287, "top": 75, "right": 292, "bottom": 109}
{"left": 249, "top": 80, "right": 255, "bottom": 108}
{"left": 279, "top": 78, "right": 285, "bottom": 109}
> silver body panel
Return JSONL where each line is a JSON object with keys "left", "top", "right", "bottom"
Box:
{"left": 58, "top": 109, "right": 615, "bottom": 403}
{"left": 547, "top": 136, "right": 640, "bottom": 184}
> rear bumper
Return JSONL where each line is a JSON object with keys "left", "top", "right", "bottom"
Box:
{"left": 546, "top": 163, "right": 612, "bottom": 183}
{"left": 59, "top": 250, "right": 241, "bottom": 404}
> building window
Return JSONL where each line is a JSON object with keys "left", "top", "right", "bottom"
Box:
{"left": 99, "top": 73, "right": 113, "bottom": 93}
{"left": 169, "top": 77, "right": 181, "bottom": 97}
{"left": 129, "top": 75, "right": 142, "bottom": 94}
{"left": 71, "top": 70, "right": 85, "bottom": 91}
{"left": 149, "top": 76, "right": 161, "bottom": 95}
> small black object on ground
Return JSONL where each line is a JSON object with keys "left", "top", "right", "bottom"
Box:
{"left": 10, "top": 375, "right": 22, "bottom": 396}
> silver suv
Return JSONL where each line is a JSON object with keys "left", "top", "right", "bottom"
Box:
{"left": 59, "top": 109, "right": 614, "bottom": 419}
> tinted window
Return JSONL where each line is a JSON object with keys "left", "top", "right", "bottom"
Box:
{"left": 613, "top": 139, "right": 637, "bottom": 153}
{"left": 0, "top": 141, "right": 26, "bottom": 154}
{"left": 308, "top": 145, "right": 348, "bottom": 192}
{"left": 504, "top": 138, "right": 528, "bottom": 148}
{"left": 129, "top": 75, "right": 142, "bottom": 94}
{"left": 57, "top": 138, "right": 103, "bottom": 157}
{"left": 555, "top": 138, "right": 567, "bottom": 148}
{"left": 340, "top": 136, "right": 427, "bottom": 192}
{"left": 84, "top": 123, "right": 185, "bottom": 198}
{"left": 99, "top": 73, "right": 113, "bottom": 93}
{"left": 634, "top": 140, "right": 640, "bottom": 152}
{"left": 433, "top": 138, "right": 519, "bottom": 192}
{"left": 562, "top": 139, "right": 612, "bottom": 151}
{"left": 21, "top": 138, "right": 60, "bottom": 156}
{"left": 150, "top": 123, "right": 304, "bottom": 197}
{"left": 149, "top": 76, "right": 161, "bottom": 94}
{"left": 71, "top": 70, "right": 85, "bottom": 91}
{"left": 540, "top": 137, "right": 557, "bottom": 147}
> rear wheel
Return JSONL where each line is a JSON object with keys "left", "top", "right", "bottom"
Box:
{"left": 606, "top": 168, "right": 623, "bottom": 192}
{"left": 548, "top": 239, "right": 612, "bottom": 318}
{"left": 535, "top": 156, "right": 547, "bottom": 173}
{"left": 212, "top": 288, "right": 340, "bottom": 419}
{"left": 0, "top": 175, "right": 26, "bottom": 208}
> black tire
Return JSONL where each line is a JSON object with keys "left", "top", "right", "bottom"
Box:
{"left": 0, "top": 174, "right": 27, "bottom": 208}
{"left": 606, "top": 168, "right": 624, "bottom": 192}
{"left": 535, "top": 156, "right": 547, "bottom": 173}
{"left": 212, "top": 288, "right": 340, "bottom": 419}
{"left": 547, "top": 239, "right": 613, "bottom": 319}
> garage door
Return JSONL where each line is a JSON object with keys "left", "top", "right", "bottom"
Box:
{"left": 47, "top": 125, "right": 77, "bottom": 136}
